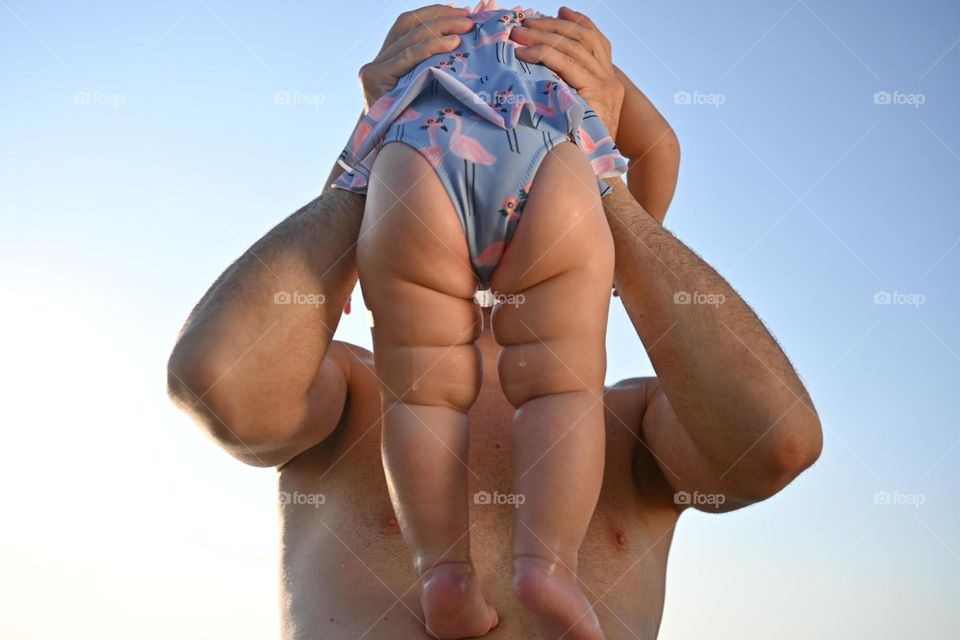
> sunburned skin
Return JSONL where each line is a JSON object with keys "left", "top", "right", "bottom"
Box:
{"left": 277, "top": 327, "right": 678, "bottom": 640}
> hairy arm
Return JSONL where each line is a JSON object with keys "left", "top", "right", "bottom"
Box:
{"left": 167, "top": 4, "right": 474, "bottom": 467}
{"left": 603, "top": 184, "right": 823, "bottom": 510}
{"left": 513, "top": 6, "right": 820, "bottom": 508}
{"left": 167, "top": 190, "right": 363, "bottom": 467}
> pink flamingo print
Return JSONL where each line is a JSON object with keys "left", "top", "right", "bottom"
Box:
{"left": 350, "top": 121, "right": 373, "bottom": 156}
{"left": 417, "top": 116, "right": 448, "bottom": 169}
{"left": 578, "top": 127, "right": 614, "bottom": 153}
{"left": 396, "top": 106, "right": 422, "bottom": 124}
{"left": 475, "top": 178, "right": 530, "bottom": 265}
{"left": 532, "top": 81, "right": 559, "bottom": 118}
{"left": 390, "top": 105, "right": 423, "bottom": 142}
{"left": 477, "top": 26, "right": 512, "bottom": 48}
{"left": 498, "top": 181, "right": 532, "bottom": 217}
{"left": 475, "top": 241, "right": 507, "bottom": 267}
{"left": 499, "top": 195, "right": 522, "bottom": 219}
{"left": 449, "top": 52, "right": 481, "bottom": 80}
{"left": 437, "top": 108, "right": 496, "bottom": 165}
{"left": 434, "top": 58, "right": 457, "bottom": 74}
{"left": 590, "top": 153, "right": 623, "bottom": 177}
{"left": 366, "top": 95, "right": 396, "bottom": 121}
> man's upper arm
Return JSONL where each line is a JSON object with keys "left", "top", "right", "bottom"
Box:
{"left": 269, "top": 340, "right": 371, "bottom": 469}
{"left": 635, "top": 378, "right": 746, "bottom": 514}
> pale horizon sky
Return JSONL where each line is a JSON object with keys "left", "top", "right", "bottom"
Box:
{"left": 1, "top": 1, "right": 958, "bottom": 638}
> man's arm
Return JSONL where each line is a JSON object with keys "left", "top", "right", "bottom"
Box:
{"left": 603, "top": 184, "right": 822, "bottom": 510}
{"left": 167, "top": 5, "right": 475, "bottom": 467}
{"left": 511, "top": 8, "right": 680, "bottom": 223}
{"left": 167, "top": 190, "right": 363, "bottom": 467}
{"left": 513, "top": 7, "right": 821, "bottom": 509}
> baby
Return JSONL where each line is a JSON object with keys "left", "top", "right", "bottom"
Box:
{"left": 333, "top": 2, "right": 625, "bottom": 638}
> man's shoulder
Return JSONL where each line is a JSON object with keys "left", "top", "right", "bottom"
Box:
{"left": 326, "top": 340, "right": 379, "bottom": 406}
{"left": 603, "top": 377, "right": 655, "bottom": 419}
{"left": 603, "top": 376, "right": 680, "bottom": 511}
{"left": 329, "top": 339, "right": 375, "bottom": 368}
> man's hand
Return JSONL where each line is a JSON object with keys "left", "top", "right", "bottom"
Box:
{"left": 359, "top": 5, "right": 475, "bottom": 110}
{"left": 510, "top": 7, "right": 625, "bottom": 139}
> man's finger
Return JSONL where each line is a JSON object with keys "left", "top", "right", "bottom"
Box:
{"left": 510, "top": 27, "right": 604, "bottom": 77}
{"left": 379, "top": 34, "right": 464, "bottom": 81}
{"left": 522, "top": 15, "right": 609, "bottom": 59}
{"left": 385, "top": 4, "right": 470, "bottom": 46}
{"left": 376, "top": 17, "right": 474, "bottom": 63}
{"left": 514, "top": 44, "right": 592, "bottom": 90}
{"left": 559, "top": 7, "right": 612, "bottom": 54}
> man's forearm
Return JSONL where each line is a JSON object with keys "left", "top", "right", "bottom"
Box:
{"left": 603, "top": 184, "right": 821, "bottom": 474}
{"left": 167, "top": 189, "right": 364, "bottom": 456}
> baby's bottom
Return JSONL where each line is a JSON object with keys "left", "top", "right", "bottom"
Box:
{"left": 358, "top": 141, "right": 613, "bottom": 640}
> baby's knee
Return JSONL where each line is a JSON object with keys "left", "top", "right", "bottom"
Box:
{"left": 380, "top": 343, "right": 483, "bottom": 412}
{"left": 496, "top": 342, "right": 599, "bottom": 408}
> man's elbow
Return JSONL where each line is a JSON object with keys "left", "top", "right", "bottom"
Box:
{"left": 166, "top": 343, "right": 292, "bottom": 468}
{"left": 729, "top": 412, "right": 823, "bottom": 504}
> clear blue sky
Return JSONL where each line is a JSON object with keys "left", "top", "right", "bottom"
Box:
{"left": 1, "top": 1, "right": 958, "bottom": 638}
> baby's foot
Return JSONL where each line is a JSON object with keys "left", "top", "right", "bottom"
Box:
{"left": 421, "top": 561, "right": 499, "bottom": 639}
{"left": 512, "top": 556, "right": 605, "bottom": 640}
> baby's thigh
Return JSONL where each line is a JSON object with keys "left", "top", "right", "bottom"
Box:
{"left": 359, "top": 142, "right": 477, "bottom": 301}
{"left": 490, "top": 141, "right": 613, "bottom": 296}
{"left": 358, "top": 143, "right": 481, "bottom": 403}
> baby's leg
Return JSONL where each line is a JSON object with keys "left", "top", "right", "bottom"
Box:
{"left": 489, "top": 142, "right": 614, "bottom": 640}
{"left": 358, "top": 142, "right": 497, "bottom": 639}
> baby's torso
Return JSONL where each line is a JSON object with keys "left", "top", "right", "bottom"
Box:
{"left": 277, "top": 349, "right": 679, "bottom": 639}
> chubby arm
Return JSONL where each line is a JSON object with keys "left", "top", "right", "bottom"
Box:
{"left": 612, "top": 67, "right": 680, "bottom": 224}
{"left": 511, "top": 8, "right": 679, "bottom": 222}
{"left": 603, "top": 184, "right": 822, "bottom": 511}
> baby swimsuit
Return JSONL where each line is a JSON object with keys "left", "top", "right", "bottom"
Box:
{"left": 333, "top": 0, "right": 627, "bottom": 286}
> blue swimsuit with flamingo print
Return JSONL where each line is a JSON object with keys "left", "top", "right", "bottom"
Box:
{"left": 333, "top": 0, "right": 627, "bottom": 286}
